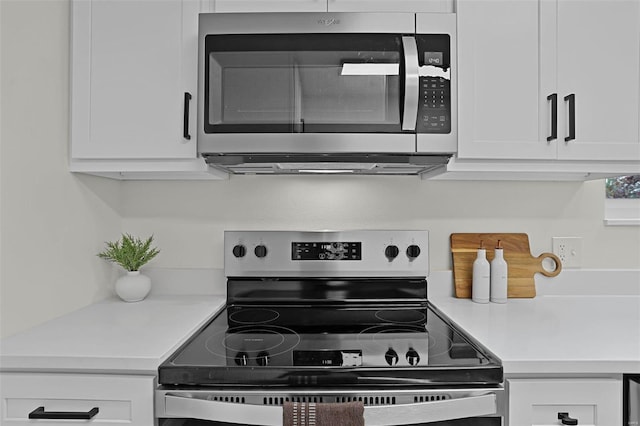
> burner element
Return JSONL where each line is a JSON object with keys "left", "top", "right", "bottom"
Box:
{"left": 228, "top": 308, "right": 280, "bottom": 325}
{"left": 375, "top": 309, "right": 426, "bottom": 324}
{"left": 223, "top": 328, "right": 286, "bottom": 353}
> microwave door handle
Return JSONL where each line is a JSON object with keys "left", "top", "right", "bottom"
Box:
{"left": 163, "top": 393, "right": 497, "bottom": 425}
{"left": 401, "top": 36, "right": 419, "bottom": 131}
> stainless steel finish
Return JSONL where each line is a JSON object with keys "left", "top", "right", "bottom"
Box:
{"left": 157, "top": 389, "right": 501, "bottom": 425}
{"left": 197, "top": 133, "right": 416, "bottom": 154}
{"left": 224, "top": 230, "right": 429, "bottom": 278}
{"left": 198, "top": 12, "right": 415, "bottom": 35}
{"left": 401, "top": 37, "right": 419, "bottom": 132}
{"left": 197, "top": 12, "right": 457, "bottom": 174}
{"left": 629, "top": 377, "right": 639, "bottom": 426}
{"left": 197, "top": 13, "right": 415, "bottom": 148}
{"left": 204, "top": 152, "right": 450, "bottom": 175}
{"left": 416, "top": 13, "right": 457, "bottom": 154}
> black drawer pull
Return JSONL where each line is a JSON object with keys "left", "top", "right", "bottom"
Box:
{"left": 558, "top": 411, "right": 578, "bottom": 425}
{"left": 29, "top": 406, "right": 99, "bottom": 420}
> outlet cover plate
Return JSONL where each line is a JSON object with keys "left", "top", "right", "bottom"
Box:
{"left": 552, "top": 237, "right": 582, "bottom": 268}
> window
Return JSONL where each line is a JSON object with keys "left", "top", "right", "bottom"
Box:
{"left": 604, "top": 175, "right": 640, "bottom": 226}
{"left": 606, "top": 175, "right": 640, "bottom": 199}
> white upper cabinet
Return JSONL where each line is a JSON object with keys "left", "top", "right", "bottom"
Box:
{"left": 213, "top": 0, "right": 453, "bottom": 13}
{"left": 457, "top": 0, "right": 640, "bottom": 163}
{"left": 555, "top": 0, "right": 640, "bottom": 161}
{"left": 457, "top": 0, "right": 553, "bottom": 160}
{"left": 70, "top": 0, "right": 225, "bottom": 179}
{"left": 72, "top": 0, "right": 194, "bottom": 159}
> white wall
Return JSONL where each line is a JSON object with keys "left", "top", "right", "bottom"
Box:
{"left": 0, "top": 0, "right": 122, "bottom": 338}
{"left": 1, "top": 0, "right": 639, "bottom": 339}
{"left": 121, "top": 176, "right": 640, "bottom": 272}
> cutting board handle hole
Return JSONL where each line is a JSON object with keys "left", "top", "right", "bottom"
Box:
{"left": 541, "top": 255, "right": 561, "bottom": 276}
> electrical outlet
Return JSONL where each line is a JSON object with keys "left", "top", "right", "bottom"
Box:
{"left": 552, "top": 237, "right": 582, "bottom": 268}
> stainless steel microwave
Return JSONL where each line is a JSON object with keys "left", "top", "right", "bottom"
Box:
{"left": 197, "top": 12, "right": 457, "bottom": 175}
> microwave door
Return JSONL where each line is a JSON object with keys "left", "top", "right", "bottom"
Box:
{"left": 202, "top": 34, "right": 407, "bottom": 135}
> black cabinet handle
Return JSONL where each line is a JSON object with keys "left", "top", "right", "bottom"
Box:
{"left": 183, "top": 92, "right": 192, "bottom": 140}
{"left": 558, "top": 411, "right": 578, "bottom": 425}
{"left": 564, "top": 93, "right": 575, "bottom": 141}
{"left": 29, "top": 406, "right": 99, "bottom": 420}
{"left": 547, "top": 93, "right": 557, "bottom": 141}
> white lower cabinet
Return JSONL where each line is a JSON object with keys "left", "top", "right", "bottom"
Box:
{"left": 507, "top": 378, "right": 622, "bottom": 426}
{"left": 0, "top": 373, "right": 155, "bottom": 425}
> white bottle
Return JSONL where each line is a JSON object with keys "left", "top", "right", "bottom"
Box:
{"left": 490, "top": 240, "right": 508, "bottom": 304}
{"left": 472, "top": 242, "right": 490, "bottom": 304}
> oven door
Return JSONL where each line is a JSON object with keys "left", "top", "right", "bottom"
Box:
{"left": 156, "top": 388, "right": 503, "bottom": 425}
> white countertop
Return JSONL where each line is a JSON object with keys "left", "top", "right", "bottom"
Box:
{"left": 0, "top": 295, "right": 225, "bottom": 374}
{"left": 431, "top": 294, "right": 640, "bottom": 375}
{"left": 2, "top": 269, "right": 639, "bottom": 378}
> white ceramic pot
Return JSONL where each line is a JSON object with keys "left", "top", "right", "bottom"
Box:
{"left": 115, "top": 271, "right": 151, "bottom": 302}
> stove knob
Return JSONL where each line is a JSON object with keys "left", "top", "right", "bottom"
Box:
{"left": 406, "top": 348, "right": 420, "bottom": 366}
{"left": 384, "top": 348, "right": 399, "bottom": 366}
{"left": 254, "top": 245, "right": 268, "bottom": 258}
{"left": 406, "top": 245, "right": 421, "bottom": 260}
{"left": 235, "top": 352, "right": 249, "bottom": 366}
{"left": 384, "top": 245, "right": 399, "bottom": 260}
{"left": 256, "top": 351, "right": 270, "bottom": 367}
{"left": 232, "top": 244, "right": 246, "bottom": 258}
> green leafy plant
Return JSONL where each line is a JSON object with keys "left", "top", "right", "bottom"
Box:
{"left": 97, "top": 234, "right": 160, "bottom": 271}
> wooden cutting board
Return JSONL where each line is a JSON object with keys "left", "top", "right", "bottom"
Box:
{"left": 451, "top": 233, "right": 562, "bottom": 298}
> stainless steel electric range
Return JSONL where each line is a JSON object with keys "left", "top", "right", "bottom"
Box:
{"left": 156, "top": 231, "right": 504, "bottom": 425}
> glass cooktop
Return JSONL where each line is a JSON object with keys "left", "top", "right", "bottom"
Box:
{"left": 159, "top": 303, "right": 502, "bottom": 387}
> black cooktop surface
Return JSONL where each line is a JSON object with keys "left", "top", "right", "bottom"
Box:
{"left": 159, "top": 302, "right": 502, "bottom": 387}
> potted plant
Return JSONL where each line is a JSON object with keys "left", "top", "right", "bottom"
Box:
{"left": 97, "top": 234, "right": 160, "bottom": 302}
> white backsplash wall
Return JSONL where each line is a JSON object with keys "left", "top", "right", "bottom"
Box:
{"left": 0, "top": 0, "right": 122, "bottom": 338}
{"left": 121, "top": 176, "right": 640, "bottom": 272}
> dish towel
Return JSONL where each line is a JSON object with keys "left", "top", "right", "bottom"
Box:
{"left": 283, "top": 401, "right": 365, "bottom": 426}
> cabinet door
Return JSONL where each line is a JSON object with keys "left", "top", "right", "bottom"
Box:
{"left": 457, "top": 0, "right": 557, "bottom": 160}
{"left": 214, "top": 0, "right": 326, "bottom": 12}
{"left": 71, "top": 0, "right": 198, "bottom": 159}
{"left": 0, "top": 373, "right": 155, "bottom": 425}
{"left": 556, "top": 0, "right": 640, "bottom": 161}
{"left": 508, "top": 379, "right": 622, "bottom": 426}
{"left": 327, "top": 0, "right": 452, "bottom": 12}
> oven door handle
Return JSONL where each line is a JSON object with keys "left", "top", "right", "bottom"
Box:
{"left": 162, "top": 393, "right": 497, "bottom": 425}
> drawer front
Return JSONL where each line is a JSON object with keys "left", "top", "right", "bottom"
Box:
{"left": 508, "top": 378, "right": 622, "bottom": 426}
{"left": 0, "top": 373, "right": 155, "bottom": 425}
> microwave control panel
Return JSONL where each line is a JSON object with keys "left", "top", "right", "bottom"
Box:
{"left": 415, "top": 34, "right": 451, "bottom": 134}
{"left": 417, "top": 76, "right": 450, "bottom": 134}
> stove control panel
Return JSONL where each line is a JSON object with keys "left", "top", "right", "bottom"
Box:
{"left": 224, "top": 230, "right": 429, "bottom": 278}
{"left": 226, "top": 333, "right": 428, "bottom": 368}
{"left": 292, "top": 242, "right": 362, "bottom": 261}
